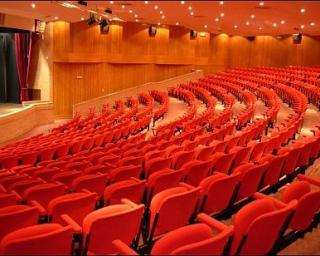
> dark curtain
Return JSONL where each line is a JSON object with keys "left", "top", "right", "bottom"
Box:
{"left": 14, "top": 32, "right": 32, "bottom": 102}
{"left": 0, "top": 33, "right": 20, "bottom": 103}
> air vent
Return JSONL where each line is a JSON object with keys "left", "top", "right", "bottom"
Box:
{"left": 193, "top": 15, "right": 205, "bottom": 18}
{"left": 117, "top": 2, "right": 132, "bottom": 6}
{"left": 254, "top": 6, "right": 272, "bottom": 10}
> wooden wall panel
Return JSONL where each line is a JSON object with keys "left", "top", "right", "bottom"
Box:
{"left": 50, "top": 21, "right": 320, "bottom": 117}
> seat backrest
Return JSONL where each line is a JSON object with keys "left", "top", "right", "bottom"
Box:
{"left": 151, "top": 223, "right": 231, "bottom": 255}
{"left": 110, "top": 165, "right": 141, "bottom": 183}
{"left": 231, "top": 198, "right": 296, "bottom": 255}
{"left": 182, "top": 160, "right": 211, "bottom": 187}
{"left": 23, "top": 183, "right": 66, "bottom": 209}
{"left": 0, "top": 223, "right": 73, "bottom": 255}
{"left": 145, "top": 157, "right": 172, "bottom": 178}
{"left": 71, "top": 174, "right": 108, "bottom": 197}
{"left": 149, "top": 185, "right": 199, "bottom": 238}
{"left": 104, "top": 178, "right": 146, "bottom": 206}
{"left": 82, "top": 201, "right": 144, "bottom": 254}
{"left": 48, "top": 192, "right": 97, "bottom": 225}
{"left": 0, "top": 192, "right": 18, "bottom": 207}
{"left": 281, "top": 181, "right": 320, "bottom": 231}
{"left": 200, "top": 173, "right": 240, "bottom": 215}
{"left": 0, "top": 205, "right": 39, "bottom": 241}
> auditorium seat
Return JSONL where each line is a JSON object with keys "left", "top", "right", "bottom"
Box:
{"left": 180, "top": 160, "right": 211, "bottom": 186}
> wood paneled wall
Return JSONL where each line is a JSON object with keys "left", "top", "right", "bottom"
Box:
{"left": 51, "top": 20, "right": 320, "bottom": 117}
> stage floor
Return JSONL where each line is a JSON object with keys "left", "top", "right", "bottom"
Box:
{"left": 0, "top": 103, "right": 26, "bottom": 117}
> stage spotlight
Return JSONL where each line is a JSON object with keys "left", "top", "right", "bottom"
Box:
{"left": 78, "top": 0, "right": 87, "bottom": 6}
{"left": 100, "top": 19, "right": 109, "bottom": 32}
{"left": 87, "top": 13, "right": 97, "bottom": 25}
{"left": 105, "top": 8, "right": 112, "bottom": 14}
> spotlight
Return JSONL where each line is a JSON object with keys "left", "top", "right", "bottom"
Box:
{"left": 78, "top": 0, "right": 87, "bottom": 6}
{"left": 100, "top": 19, "right": 109, "bottom": 32}
{"left": 105, "top": 8, "right": 112, "bottom": 14}
{"left": 87, "top": 14, "right": 97, "bottom": 25}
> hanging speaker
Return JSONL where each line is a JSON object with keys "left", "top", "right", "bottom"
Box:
{"left": 292, "top": 33, "right": 302, "bottom": 44}
{"left": 246, "top": 36, "right": 255, "bottom": 41}
{"left": 190, "top": 30, "right": 197, "bottom": 39}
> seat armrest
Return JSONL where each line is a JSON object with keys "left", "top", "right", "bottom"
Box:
{"left": 30, "top": 200, "right": 47, "bottom": 215}
{"left": 197, "top": 213, "right": 232, "bottom": 232}
{"left": 297, "top": 174, "right": 320, "bottom": 187}
{"left": 60, "top": 214, "right": 82, "bottom": 234}
{"left": 112, "top": 240, "right": 138, "bottom": 255}
{"left": 253, "top": 192, "right": 286, "bottom": 208}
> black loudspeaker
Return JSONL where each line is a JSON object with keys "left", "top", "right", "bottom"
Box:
{"left": 190, "top": 30, "right": 197, "bottom": 39}
{"left": 100, "top": 19, "right": 109, "bottom": 33}
{"left": 293, "top": 33, "right": 302, "bottom": 44}
{"left": 149, "top": 26, "right": 157, "bottom": 37}
{"left": 247, "top": 36, "right": 255, "bottom": 41}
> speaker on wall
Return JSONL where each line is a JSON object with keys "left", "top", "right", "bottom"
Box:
{"left": 246, "top": 36, "right": 255, "bottom": 41}
{"left": 149, "top": 26, "right": 157, "bottom": 37}
{"left": 292, "top": 33, "right": 302, "bottom": 44}
{"left": 190, "top": 30, "right": 197, "bottom": 39}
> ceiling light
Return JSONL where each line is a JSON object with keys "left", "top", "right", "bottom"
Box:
{"left": 251, "top": 14, "right": 255, "bottom": 19}
{"left": 204, "top": 24, "right": 208, "bottom": 28}
{"left": 273, "top": 23, "right": 277, "bottom": 27}
{"left": 220, "top": 13, "right": 224, "bottom": 17}
{"left": 190, "top": 11, "right": 194, "bottom": 15}
{"left": 54, "top": 16, "right": 59, "bottom": 20}
{"left": 215, "top": 18, "right": 219, "bottom": 22}
{"left": 199, "top": 32, "right": 206, "bottom": 37}
{"left": 160, "top": 10, "right": 163, "bottom": 14}
{"left": 300, "top": 24, "right": 305, "bottom": 29}
{"left": 310, "top": 22, "right": 315, "bottom": 26}
{"left": 135, "top": 19, "right": 139, "bottom": 22}
{"left": 234, "top": 25, "right": 238, "bottom": 29}
{"left": 144, "top": 1, "right": 149, "bottom": 4}
{"left": 31, "top": 3, "right": 36, "bottom": 8}
{"left": 157, "top": 22, "right": 161, "bottom": 26}
{"left": 154, "top": 5, "right": 158, "bottom": 10}
{"left": 281, "top": 20, "right": 285, "bottom": 24}
{"left": 109, "top": 1, "right": 114, "bottom": 4}
{"left": 188, "top": 6, "right": 192, "bottom": 10}
{"left": 259, "top": 2, "right": 264, "bottom": 6}
{"left": 176, "top": 22, "right": 180, "bottom": 25}
{"left": 134, "top": 14, "right": 138, "bottom": 18}
{"left": 161, "top": 15, "right": 165, "bottom": 19}
{"left": 300, "top": 8, "right": 305, "bottom": 13}
{"left": 129, "top": 10, "right": 133, "bottom": 13}
{"left": 81, "top": 17, "right": 84, "bottom": 21}
{"left": 258, "top": 26, "right": 263, "bottom": 30}
{"left": 219, "top": 1, "right": 224, "bottom": 5}
{"left": 121, "top": 5, "right": 125, "bottom": 9}
{"left": 180, "top": 1, "right": 185, "bottom": 4}
{"left": 246, "top": 21, "right": 250, "bottom": 26}
{"left": 61, "top": 2, "right": 78, "bottom": 8}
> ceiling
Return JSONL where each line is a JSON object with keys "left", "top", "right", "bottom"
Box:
{"left": 0, "top": 1, "right": 320, "bottom": 36}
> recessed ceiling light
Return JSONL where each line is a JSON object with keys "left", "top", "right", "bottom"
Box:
{"left": 134, "top": 14, "right": 138, "bottom": 18}
{"left": 273, "top": 23, "right": 277, "bottom": 27}
{"left": 161, "top": 15, "right": 165, "bottom": 19}
{"left": 190, "top": 11, "right": 194, "bottom": 15}
{"left": 300, "top": 8, "right": 305, "bottom": 13}
{"left": 144, "top": 1, "right": 148, "bottom": 4}
{"left": 31, "top": 3, "right": 36, "bottom": 8}
{"left": 246, "top": 21, "right": 250, "bottom": 26}
{"left": 180, "top": 1, "right": 185, "bottom": 4}
{"left": 234, "top": 25, "right": 238, "bottom": 29}
{"left": 219, "top": 1, "right": 224, "bottom": 5}
{"left": 281, "top": 20, "right": 285, "bottom": 24}
{"left": 110, "top": 1, "right": 114, "bottom": 4}
{"left": 215, "top": 17, "right": 219, "bottom": 22}
{"left": 129, "top": 10, "right": 133, "bottom": 13}
{"left": 310, "top": 22, "right": 315, "bottom": 26}
{"left": 259, "top": 2, "right": 264, "bottom": 6}
{"left": 300, "top": 24, "right": 305, "bottom": 29}
{"left": 154, "top": 5, "right": 158, "bottom": 10}
{"left": 121, "top": 5, "right": 125, "bottom": 9}
{"left": 251, "top": 14, "right": 255, "bottom": 19}
{"left": 176, "top": 22, "right": 179, "bottom": 25}
{"left": 135, "top": 18, "right": 139, "bottom": 22}
{"left": 220, "top": 12, "right": 224, "bottom": 17}
{"left": 158, "top": 22, "right": 161, "bottom": 26}
{"left": 204, "top": 24, "right": 208, "bottom": 28}
{"left": 160, "top": 10, "right": 163, "bottom": 14}
{"left": 81, "top": 17, "right": 84, "bottom": 21}
{"left": 188, "top": 6, "right": 192, "bottom": 10}
{"left": 54, "top": 16, "right": 59, "bottom": 20}
{"left": 258, "top": 26, "right": 263, "bottom": 30}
